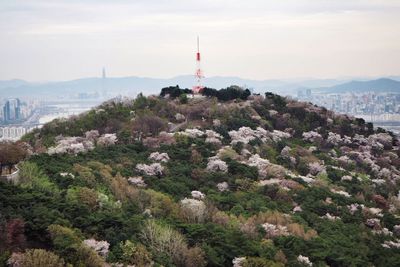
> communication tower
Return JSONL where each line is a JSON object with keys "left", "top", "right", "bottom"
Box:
{"left": 192, "top": 36, "right": 204, "bottom": 93}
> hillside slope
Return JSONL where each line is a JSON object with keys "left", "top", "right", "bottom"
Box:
{"left": 1, "top": 88, "right": 400, "bottom": 266}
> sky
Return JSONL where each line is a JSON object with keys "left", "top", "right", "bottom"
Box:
{"left": 0, "top": 0, "right": 400, "bottom": 81}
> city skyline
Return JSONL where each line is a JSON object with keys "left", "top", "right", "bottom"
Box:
{"left": 1, "top": 0, "right": 400, "bottom": 81}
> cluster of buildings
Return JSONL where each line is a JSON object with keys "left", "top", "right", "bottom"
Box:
{"left": 297, "top": 91, "right": 400, "bottom": 117}
{"left": 0, "top": 98, "right": 38, "bottom": 125}
{"left": 296, "top": 91, "right": 400, "bottom": 134}
{"left": 0, "top": 126, "right": 35, "bottom": 141}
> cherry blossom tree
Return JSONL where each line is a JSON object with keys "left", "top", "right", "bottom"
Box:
{"left": 148, "top": 152, "right": 170, "bottom": 162}
{"left": 83, "top": 239, "right": 110, "bottom": 258}
{"left": 206, "top": 157, "right": 228, "bottom": 173}
{"left": 136, "top": 163, "right": 164, "bottom": 176}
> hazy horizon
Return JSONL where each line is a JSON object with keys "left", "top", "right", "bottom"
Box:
{"left": 1, "top": 0, "right": 400, "bottom": 81}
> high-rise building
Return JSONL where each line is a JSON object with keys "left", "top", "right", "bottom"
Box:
{"left": 2, "top": 98, "right": 21, "bottom": 123}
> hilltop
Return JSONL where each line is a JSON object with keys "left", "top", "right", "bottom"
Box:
{"left": 1, "top": 86, "right": 400, "bottom": 267}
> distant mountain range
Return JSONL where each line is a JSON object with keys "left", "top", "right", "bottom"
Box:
{"left": 0, "top": 76, "right": 399, "bottom": 99}
{"left": 312, "top": 78, "right": 400, "bottom": 94}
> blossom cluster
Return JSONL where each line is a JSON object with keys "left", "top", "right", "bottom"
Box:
{"left": 48, "top": 131, "right": 118, "bottom": 155}
{"left": 217, "top": 182, "right": 229, "bottom": 192}
{"left": 330, "top": 189, "right": 351, "bottom": 198}
{"left": 261, "top": 223, "right": 289, "bottom": 238}
{"left": 382, "top": 239, "right": 400, "bottom": 249}
{"left": 308, "top": 162, "right": 326, "bottom": 176}
{"left": 280, "top": 146, "right": 296, "bottom": 165}
{"left": 97, "top": 133, "right": 118, "bottom": 147}
{"left": 322, "top": 213, "right": 340, "bottom": 221}
{"left": 205, "top": 130, "right": 223, "bottom": 145}
{"left": 191, "top": 190, "right": 205, "bottom": 199}
{"left": 48, "top": 136, "right": 94, "bottom": 155}
{"left": 302, "top": 131, "right": 322, "bottom": 143}
{"left": 180, "top": 198, "right": 207, "bottom": 222}
{"left": 148, "top": 152, "right": 170, "bottom": 162}
{"left": 206, "top": 156, "right": 228, "bottom": 173}
{"left": 297, "top": 255, "right": 312, "bottom": 266}
{"left": 128, "top": 176, "right": 147, "bottom": 187}
{"left": 136, "top": 163, "right": 164, "bottom": 176}
{"left": 228, "top": 127, "right": 290, "bottom": 145}
{"left": 232, "top": 257, "right": 246, "bottom": 267}
{"left": 181, "top": 128, "right": 205, "bottom": 138}
{"left": 247, "top": 154, "right": 286, "bottom": 178}
{"left": 83, "top": 239, "right": 110, "bottom": 257}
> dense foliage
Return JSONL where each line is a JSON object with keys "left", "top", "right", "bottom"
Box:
{"left": 1, "top": 89, "right": 400, "bottom": 266}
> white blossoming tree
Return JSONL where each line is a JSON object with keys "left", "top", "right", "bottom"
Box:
{"left": 136, "top": 163, "right": 164, "bottom": 176}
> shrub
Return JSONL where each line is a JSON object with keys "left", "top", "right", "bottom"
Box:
{"left": 8, "top": 249, "right": 65, "bottom": 267}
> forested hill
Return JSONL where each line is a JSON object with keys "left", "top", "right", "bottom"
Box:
{"left": 1, "top": 86, "right": 400, "bottom": 267}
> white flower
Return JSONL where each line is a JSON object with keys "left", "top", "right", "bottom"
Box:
{"left": 206, "top": 157, "right": 228, "bottom": 173}
{"left": 337, "top": 156, "right": 352, "bottom": 166}
{"left": 302, "top": 131, "right": 322, "bottom": 143}
{"left": 148, "top": 152, "right": 170, "bottom": 162}
{"left": 175, "top": 113, "right": 186, "bottom": 122}
{"left": 341, "top": 175, "right": 353, "bottom": 181}
{"left": 183, "top": 128, "right": 205, "bottom": 138}
{"left": 128, "top": 176, "right": 147, "bottom": 187}
{"left": 363, "top": 207, "right": 383, "bottom": 217}
{"left": 382, "top": 239, "right": 400, "bottom": 249}
{"left": 191, "top": 190, "right": 205, "bottom": 199}
{"left": 368, "top": 133, "right": 393, "bottom": 148}
{"left": 347, "top": 203, "right": 364, "bottom": 215}
{"left": 270, "top": 130, "right": 291, "bottom": 142}
{"left": 247, "top": 154, "right": 286, "bottom": 178}
{"left": 327, "top": 132, "right": 342, "bottom": 146}
{"left": 293, "top": 206, "right": 303, "bottom": 213}
{"left": 261, "top": 223, "right": 289, "bottom": 238}
{"left": 259, "top": 178, "right": 281, "bottom": 186}
{"left": 229, "top": 127, "right": 257, "bottom": 144}
{"left": 297, "top": 255, "right": 312, "bottom": 266}
{"left": 331, "top": 189, "right": 351, "bottom": 198}
{"left": 280, "top": 146, "right": 291, "bottom": 157}
{"left": 136, "top": 163, "right": 164, "bottom": 176}
{"left": 213, "top": 119, "right": 221, "bottom": 127}
{"left": 308, "top": 162, "right": 326, "bottom": 176}
{"left": 60, "top": 172, "right": 75, "bottom": 178}
{"left": 322, "top": 213, "right": 340, "bottom": 221}
{"left": 180, "top": 198, "right": 207, "bottom": 222}
{"left": 308, "top": 146, "right": 317, "bottom": 152}
{"left": 48, "top": 136, "right": 95, "bottom": 155}
{"left": 269, "top": 110, "right": 278, "bottom": 116}
{"left": 205, "top": 130, "right": 223, "bottom": 145}
{"left": 85, "top": 130, "right": 100, "bottom": 141}
{"left": 232, "top": 257, "right": 246, "bottom": 267}
{"left": 97, "top": 133, "right": 118, "bottom": 147}
{"left": 372, "top": 228, "right": 393, "bottom": 236}
{"left": 371, "top": 179, "right": 386, "bottom": 185}
{"left": 217, "top": 182, "right": 229, "bottom": 192}
{"left": 83, "top": 239, "right": 110, "bottom": 258}
{"left": 365, "top": 218, "right": 380, "bottom": 228}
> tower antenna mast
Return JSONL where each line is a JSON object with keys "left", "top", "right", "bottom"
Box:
{"left": 193, "top": 36, "right": 204, "bottom": 93}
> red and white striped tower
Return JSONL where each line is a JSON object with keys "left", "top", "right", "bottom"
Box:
{"left": 192, "top": 36, "right": 204, "bottom": 93}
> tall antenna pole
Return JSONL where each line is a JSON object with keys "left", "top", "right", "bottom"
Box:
{"left": 193, "top": 36, "right": 204, "bottom": 94}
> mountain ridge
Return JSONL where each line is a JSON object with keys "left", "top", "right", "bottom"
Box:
{"left": 2, "top": 76, "right": 400, "bottom": 99}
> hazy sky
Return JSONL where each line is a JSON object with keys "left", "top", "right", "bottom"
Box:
{"left": 1, "top": 0, "right": 400, "bottom": 81}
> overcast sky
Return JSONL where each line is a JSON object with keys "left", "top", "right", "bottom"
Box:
{"left": 0, "top": 0, "right": 399, "bottom": 81}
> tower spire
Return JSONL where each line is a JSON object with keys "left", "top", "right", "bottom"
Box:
{"left": 193, "top": 36, "right": 204, "bottom": 94}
